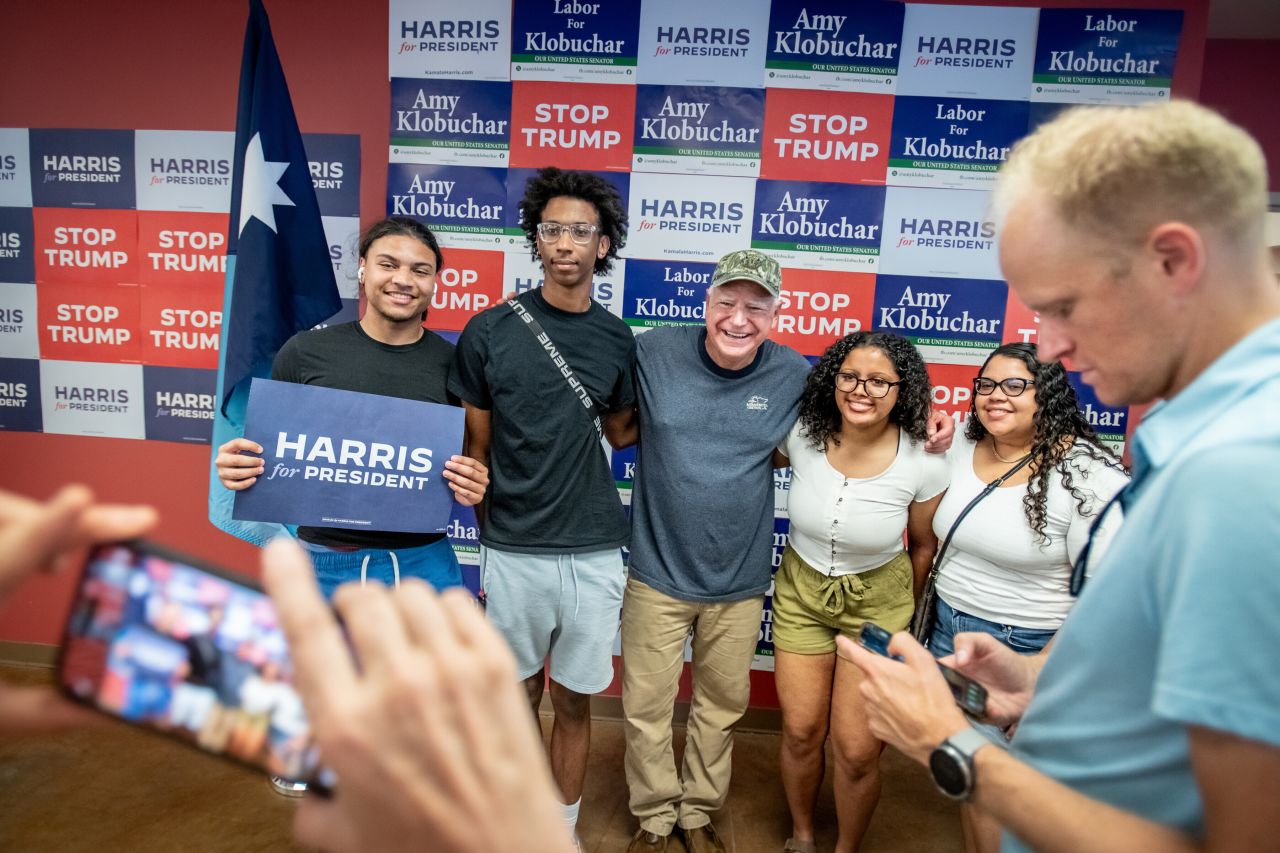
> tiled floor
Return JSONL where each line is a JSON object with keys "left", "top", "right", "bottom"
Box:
{"left": 0, "top": 664, "right": 962, "bottom": 852}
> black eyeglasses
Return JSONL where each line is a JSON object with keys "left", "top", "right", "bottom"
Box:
{"left": 536, "top": 222, "right": 599, "bottom": 244}
{"left": 835, "top": 373, "right": 901, "bottom": 398}
{"left": 973, "top": 377, "right": 1036, "bottom": 397}
{"left": 1068, "top": 482, "right": 1132, "bottom": 595}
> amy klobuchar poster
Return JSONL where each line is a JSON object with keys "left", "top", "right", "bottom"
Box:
{"left": 233, "top": 378, "right": 464, "bottom": 533}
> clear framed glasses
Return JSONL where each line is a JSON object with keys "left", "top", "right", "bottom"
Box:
{"left": 973, "top": 377, "right": 1036, "bottom": 397}
{"left": 536, "top": 222, "right": 599, "bottom": 244}
{"left": 835, "top": 373, "right": 900, "bottom": 398}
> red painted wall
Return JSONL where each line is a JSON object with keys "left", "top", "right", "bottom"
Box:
{"left": 0, "top": 0, "right": 1216, "bottom": 711}
{"left": 1199, "top": 39, "right": 1280, "bottom": 191}
{"left": 0, "top": 0, "right": 393, "bottom": 646}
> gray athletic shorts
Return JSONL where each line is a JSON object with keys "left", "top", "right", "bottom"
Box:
{"left": 479, "top": 545, "right": 626, "bottom": 694}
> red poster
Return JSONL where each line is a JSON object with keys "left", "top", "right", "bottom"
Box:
{"left": 37, "top": 280, "right": 141, "bottom": 363}
{"left": 139, "top": 282, "right": 224, "bottom": 368}
{"left": 927, "top": 361, "right": 980, "bottom": 429}
{"left": 137, "top": 211, "right": 230, "bottom": 286}
{"left": 33, "top": 208, "right": 138, "bottom": 285}
{"left": 761, "top": 89, "right": 894, "bottom": 185}
{"left": 770, "top": 268, "right": 875, "bottom": 357}
{"left": 510, "top": 81, "right": 636, "bottom": 172}
{"left": 1002, "top": 289, "right": 1039, "bottom": 347}
{"left": 426, "top": 247, "right": 504, "bottom": 332}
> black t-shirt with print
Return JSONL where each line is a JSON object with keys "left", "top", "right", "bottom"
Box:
{"left": 449, "top": 288, "right": 636, "bottom": 554}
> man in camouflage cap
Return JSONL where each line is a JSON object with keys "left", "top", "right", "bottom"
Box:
{"left": 616, "top": 248, "right": 808, "bottom": 853}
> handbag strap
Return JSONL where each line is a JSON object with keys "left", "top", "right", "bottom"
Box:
{"left": 508, "top": 299, "right": 604, "bottom": 440}
{"left": 927, "top": 450, "right": 1034, "bottom": 581}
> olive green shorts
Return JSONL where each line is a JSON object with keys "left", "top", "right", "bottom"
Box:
{"left": 772, "top": 546, "right": 915, "bottom": 655}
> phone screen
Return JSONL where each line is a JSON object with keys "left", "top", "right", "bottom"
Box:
{"left": 58, "top": 541, "right": 331, "bottom": 790}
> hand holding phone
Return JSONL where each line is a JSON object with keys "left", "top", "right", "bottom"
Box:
{"left": 858, "top": 622, "right": 988, "bottom": 718}
{"left": 57, "top": 540, "right": 331, "bottom": 792}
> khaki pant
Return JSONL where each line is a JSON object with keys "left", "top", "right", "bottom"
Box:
{"left": 621, "top": 577, "right": 765, "bottom": 834}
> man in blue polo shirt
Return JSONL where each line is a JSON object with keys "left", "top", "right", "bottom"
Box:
{"left": 843, "top": 101, "right": 1280, "bottom": 851}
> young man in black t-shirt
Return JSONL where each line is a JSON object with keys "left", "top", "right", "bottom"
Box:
{"left": 449, "top": 168, "right": 636, "bottom": 843}
{"left": 214, "top": 217, "right": 490, "bottom": 597}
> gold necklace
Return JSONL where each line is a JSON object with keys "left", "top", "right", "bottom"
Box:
{"left": 990, "top": 437, "right": 1029, "bottom": 464}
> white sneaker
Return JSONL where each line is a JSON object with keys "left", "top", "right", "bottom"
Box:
{"left": 269, "top": 775, "right": 308, "bottom": 797}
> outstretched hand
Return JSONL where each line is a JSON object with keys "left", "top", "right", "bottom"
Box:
{"left": 939, "top": 632, "right": 1042, "bottom": 728}
{"left": 264, "top": 539, "right": 571, "bottom": 853}
{"left": 0, "top": 486, "right": 156, "bottom": 735}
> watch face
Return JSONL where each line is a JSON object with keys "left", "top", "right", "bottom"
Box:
{"left": 930, "top": 746, "right": 970, "bottom": 799}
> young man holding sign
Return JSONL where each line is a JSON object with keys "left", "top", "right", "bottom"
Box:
{"left": 449, "top": 168, "right": 637, "bottom": 843}
{"left": 214, "top": 217, "right": 490, "bottom": 597}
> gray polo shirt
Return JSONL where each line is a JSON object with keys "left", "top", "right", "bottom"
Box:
{"left": 628, "top": 325, "right": 810, "bottom": 603}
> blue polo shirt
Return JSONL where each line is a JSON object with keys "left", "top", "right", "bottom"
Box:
{"left": 1004, "top": 317, "right": 1280, "bottom": 850}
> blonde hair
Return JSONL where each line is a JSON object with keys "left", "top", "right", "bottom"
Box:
{"left": 993, "top": 101, "right": 1269, "bottom": 254}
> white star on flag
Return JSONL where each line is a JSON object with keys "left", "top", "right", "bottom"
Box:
{"left": 238, "top": 132, "right": 295, "bottom": 236}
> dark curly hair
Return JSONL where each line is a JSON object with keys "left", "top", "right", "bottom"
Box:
{"left": 798, "top": 332, "right": 932, "bottom": 451}
{"left": 517, "top": 167, "right": 627, "bottom": 275}
{"left": 358, "top": 216, "right": 443, "bottom": 270}
{"left": 966, "top": 342, "right": 1127, "bottom": 543}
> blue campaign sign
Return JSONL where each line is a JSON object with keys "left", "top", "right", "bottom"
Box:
{"left": 302, "top": 134, "right": 361, "bottom": 218}
{"left": 0, "top": 357, "right": 42, "bottom": 432}
{"left": 0, "top": 207, "right": 35, "bottom": 283}
{"left": 888, "top": 96, "right": 1029, "bottom": 173}
{"left": 1068, "top": 372, "right": 1129, "bottom": 443}
{"left": 751, "top": 179, "right": 885, "bottom": 256}
{"left": 611, "top": 444, "right": 637, "bottom": 490}
{"left": 1033, "top": 9, "right": 1182, "bottom": 87}
{"left": 390, "top": 78, "right": 513, "bottom": 165}
{"left": 29, "top": 129, "right": 136, "bottom": 209}
{"left": 512, "top": 0, "right": 642, "bottom": 67}
{"left": 387, "top": 163, "right": 507, "bottom": 248}
{"left": 873, "top": 274, "right": 1007, "bottom": 348}
{"left": 766, "top": 0, "right": 904, "bottom": 76}
{"left": 234, "top": 378, "right": 464, "bottom": 533}
{"left": 633, "top": 85, "right": 764, "bottom": 158}
{"left": 1027, "top": 101, "right": 1074, "bottom": 134}
{"left": 621, "top": 259, "right": 712, "bottom": 329}
{"left": 758, "top": 515, "right": 792, "bottom": 659}
{"left": 143, "top": 365, "right": 216, "bottom": 445}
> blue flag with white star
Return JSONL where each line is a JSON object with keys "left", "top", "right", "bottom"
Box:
{"left": 209, "top": 0, "right": 343, "bottom": 545}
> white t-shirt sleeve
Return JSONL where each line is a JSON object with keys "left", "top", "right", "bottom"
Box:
{"left": 914, "top": 445, "right": 951, "bottom": 502}
{"left": 780, "top": 419, "right": 804, "bottom": 460}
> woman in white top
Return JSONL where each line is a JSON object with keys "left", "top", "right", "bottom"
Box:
{"left": 773, "top": 332, "right": 949, "bottom": 853}
{"left": 929, "top": 342, "right": 1127, "bottom": 853}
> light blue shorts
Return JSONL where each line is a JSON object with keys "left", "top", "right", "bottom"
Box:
{"left": 479, "top": 545, "right": 626, "bottom": 695}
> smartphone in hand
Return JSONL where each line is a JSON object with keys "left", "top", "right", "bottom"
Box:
{"left": 857, "top": 622, "right": 988, "bottom": 718}
{"left": 56, "top": 540, "right": 333, "bottom": 793}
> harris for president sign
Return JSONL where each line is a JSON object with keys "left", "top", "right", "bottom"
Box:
{"left": 233, "top": 379, "right": 464, "bottom": 533}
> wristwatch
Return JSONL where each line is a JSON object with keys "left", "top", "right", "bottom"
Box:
{"left": 929, "top": 726, "right": 991, "bottom": 800}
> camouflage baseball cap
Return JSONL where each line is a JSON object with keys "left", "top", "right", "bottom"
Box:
{"left": 711, "top": 249, "right": 782, "bottom": 298}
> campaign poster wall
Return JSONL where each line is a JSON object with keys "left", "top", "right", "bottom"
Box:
{"left": 0, "top": 2, "right": 1190, "bottom": 679}
{"left": 6, "top": 127, "right": 359, "bottom": 445}
{"left": 377, "top": 0, "right": 1187, "bottom": 670}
